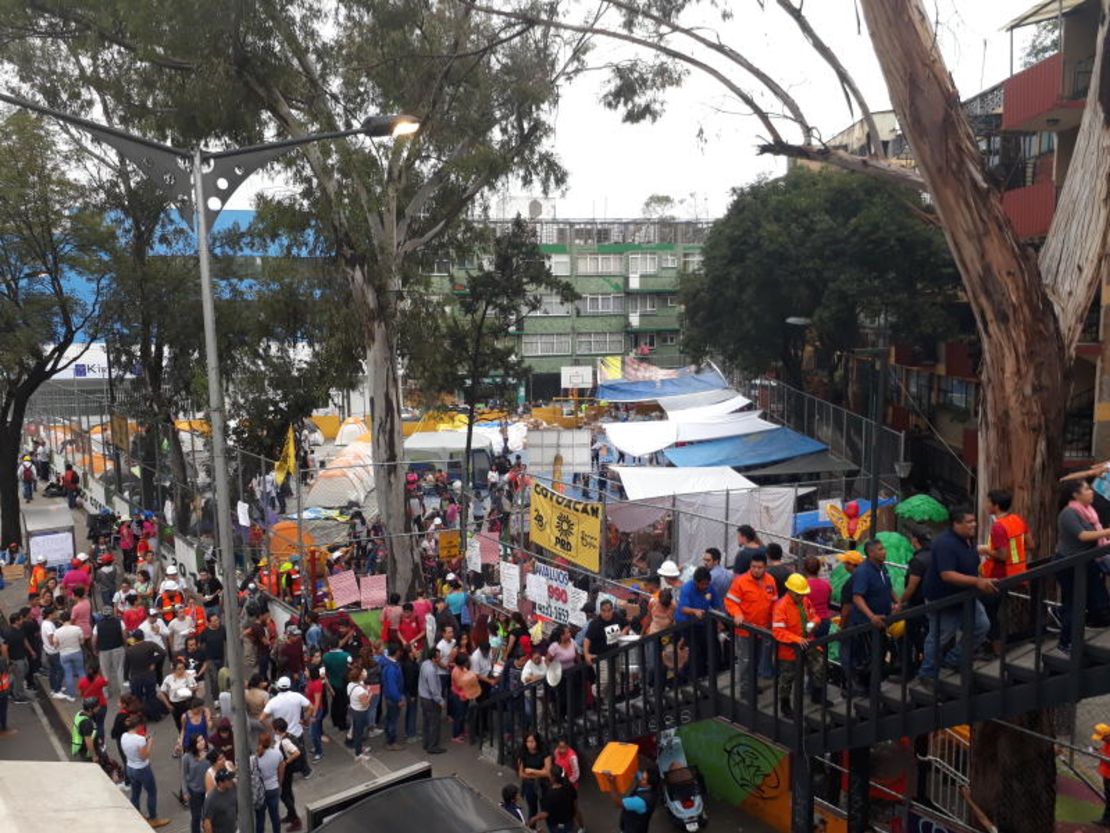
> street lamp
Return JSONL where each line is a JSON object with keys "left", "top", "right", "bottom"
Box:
{"left": 0, "top": 90, "right": 418, "bottom": 832}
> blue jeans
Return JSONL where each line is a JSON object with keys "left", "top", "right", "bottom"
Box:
{"left": 66, "top": 489, "right": 77, "bottom": 509}
{"left": 310, "top": 708, "right": 325, "bottom": 756}
{"left": 22, "top": 481, "right": 32, "bottom": 501}
{"left": 255, "top": 787, "right": 280, "bottom": 833}
{"left": 127, "top": 764, "right": 157, "bottom": 819}
{"left": 350, "top": 708, "right": 370, "bottom": 755}
{"left": 45, "top": 653, "right": 63, "bottom": 693}
{"left": 918, "top": 601, "right": 990, "bottom": 679}
{"left": 60, "top": 650, "right": 84, "bottom": 697}
{"left": 384, "top": 699, "right": 401, "bottom": 745}
{"left": 404, "top": 695, "right": 418, "bottom": 739}
{"left": 450, "top": 696, "right": 469, "bottom": 739}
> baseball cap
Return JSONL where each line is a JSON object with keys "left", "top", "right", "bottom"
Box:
{"left": 148, "top": 607, "right": 159, "bottom": 616}
{"left": 76, "top": 552, "right": 89, "bottom": 562}
{"left": 275, "top": 676, "right": 291, "bottom": 690}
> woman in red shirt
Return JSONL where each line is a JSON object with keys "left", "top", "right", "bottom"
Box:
{"left": 77, "top": 657, "right": 109, "bottom": 740}
{"left": 803, "top": 556, "right": 833, "bottom": 636}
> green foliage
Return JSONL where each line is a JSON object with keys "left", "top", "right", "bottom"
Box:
{"left": 402, "top": 216, "right": 578, "bottom": 407}
{"left": 1023, "top": 20, "right": 1060, "bottom": 68}
{"left": 680, "top": 168, "right": 959, "bottom": 384}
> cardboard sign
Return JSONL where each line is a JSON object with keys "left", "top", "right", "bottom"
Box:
{"left": 438, "top": 529, "right": 461, "bottom": 561}
{"left": 526, "top": 561, "right": 576, "bottom": 625}
{"left": 530, "top": 481, "right": 601, "bottom": 572}
{"left": 360, "top": 574, "right": 387, "bottom": 609}
{"left": 328, "top": 569, "right": 360, "bottom": 607}
{"left": 500, "top": 561, "right": 520, "bottom": 612}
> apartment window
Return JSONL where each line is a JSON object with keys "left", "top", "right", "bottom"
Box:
{"left": 662, "top": 254, "right": 679, "bottom": 269}
{"left": 634, "top": 333, "right": 657, "bottom": 350}
{"left": 581, "top": 294, "right": 624, "bottom": 314}
{"left": 937, "top": 377, "right": 975, "bottom": 411}
{"left": 627, "top": 253, "right": 658, "bottom": 274}
{"left": 576, "top": 254, "right": 622, "bottom": 274}
{"left": 627, "top": 294, "right": 658, "bottom": 314}
{"left": 681, "top": 252, "right": 703, "bottom": 273}
{"left": 661, "top": 333, "right": 678, "bottom": 346}
{"left": 548, "top": 254, "right": 571, "bottom": 276}
{"left": 431, "top": 259, "right": 451, "bottom": 275}
{"left": 576, "top": 332, "right": 626, "bottom": 354}
{"left": 664, "top": 295, "right": 678, "bottom": 307}
{"left": 527, "top": 293, "right": 572, "bottom": 316}
{"left": 521, "top": 333, "right": 572, "bottom": 356}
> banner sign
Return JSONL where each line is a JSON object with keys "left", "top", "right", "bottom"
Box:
{"left": 530, "top": 482, "right": 602, "bottom": 572}
{"left": 525, "top": 561, "right": 587, "bottom": 626}
{"left": 438, "top": 529, "right": 461, "bottom": 561}
{"left": 328, "top": 570, "right": 360, "bottom": 607}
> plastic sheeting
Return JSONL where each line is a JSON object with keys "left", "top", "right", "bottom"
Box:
{"left": 596, "top": 368, "right": 728, "bottom": 402}
{"left": 658, "top": 392, "right": 752, "bottom": 420}
{"left": 603, "top": 411, "right": 774, "bottom": 457}
{"left": 612, "top": 466, "right": 757, "bottom": 500}
{"left": 662, "top": 427, "right": 827, "bottom": 469}
{"left": 675, "top": 488, "right": 801, "bottom": 566}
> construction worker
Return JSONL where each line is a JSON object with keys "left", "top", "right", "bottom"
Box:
{"left": 256, "top": 559, "right": 279, "bottom": 596}
{"left": 724, "top": 550, "right": 777, "bottom": 683}
{"left": 185, "top": 596, "right": 207, "bottom": 636}
{"left": 1094, "top": 723, "right": 1110, "bottom": 826}
{"left": 772, "top": 573, "right": 828, "bottom": 717}
{"left": 279, "top": 560, "right": 294, "bottom": 602}
{"left": 978, "top": 488, "right": 1032, "bottom": 579}
{"left": 286, "top": 564, "right": 303, "bottom": 600}
{"left": 156, "top": 581, "right": 185, "bottom": 623}
{"left": 28, "top": 553, "right": 48, "bottom": 599}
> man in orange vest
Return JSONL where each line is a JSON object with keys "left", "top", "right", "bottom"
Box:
{"left": 1093, "top": 723, "right": 1110, "bottom": 825}
{"left": 157, "top": 581, "right": 184, "bottom": 622}
{"left": 772, "top": 573, "right": 829, "bottom": 717}
{"left": 724, "top": 551, "right": 777, "bottom": 684}
{"left": 27, "top": 554, "right": 48, "bottom": 600}
{"left": 979, "top": 488, "right": 1033, "bottom": 655}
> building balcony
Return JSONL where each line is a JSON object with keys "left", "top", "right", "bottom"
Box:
{"left": 1001, "top": 180, "right": 1057, "bottom": 239}
{"left": 626, "top": 273, "right": 678, "bottom": 292}
{"left": 1002, "top": 52, "right": 1090, "bottom": 133}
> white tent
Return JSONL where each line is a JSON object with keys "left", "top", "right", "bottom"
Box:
{"left": 334, "top": 417, "right": 369, "bottom": 447}
{"left": 611, "top": 466, "right": 757, "bottom": 500}
{"left": 603, "top": 411, "right": 775, "bottom": 458}
{"left": 305, "top": 440, "right": 375, "bottom": 508}
{"left": 659, "top": 392, "right": 752, "bottom": 419}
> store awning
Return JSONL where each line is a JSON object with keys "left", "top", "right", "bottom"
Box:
{"left": 597, "top": 368, "right": 728, "bottom": 402}
{"left": 1003, "top": 0, "right": 1087, "bottom": 31}
{"left": 743, "top": 450, "right": 858, "bottom": 477}
{"left": 662, "top": 427, "right": 827, "bottom": 469}
{"left": 611, "top": 466, "right": 757, "bottom": 501}
{"left": 603, "top": 411, "right": 774, "bottom": 457}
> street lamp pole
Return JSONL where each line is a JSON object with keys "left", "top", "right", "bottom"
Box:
{"left": 0, "top": 90, "right": 418, "bottom": 831}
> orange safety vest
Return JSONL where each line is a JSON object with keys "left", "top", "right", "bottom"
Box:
{"left": 983, "top": 513, "right": 1028, "bottom": 579}
{"left": 1100, "top": 741, "right": 1110, "bottom": 780}
{"left": 189, "top": 605, "right": 207, "bottom": 634}
{"left": 771, "top": 594, "right": 818, "bottom": 661}
{"left": 287, "top": 571, "right": 303, "bottom": 597}
{"left": 258, "top": 567, "right": 279, "bottom": 596}
{"left": 159, "top": 590, "right": 184, "bottom": 621}
{"left": 724, "top": 571, "right": 777, "bottom": 637}
{"left": 28, "top": 564, "right": 47, "bottom": 597}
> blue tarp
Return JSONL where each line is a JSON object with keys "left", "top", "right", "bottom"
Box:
{"left": 792, "top": 497, "right": 898, "bottom": 536}
{"left": 661, "top": 427, "right": 827, "bottom": 469}
{"left": 597, "top": 369, "right": 728, "bottom": 402}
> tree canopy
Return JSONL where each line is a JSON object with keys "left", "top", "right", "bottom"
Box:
{"left": 680, "top": 168, "right": 960, "bottom": 387}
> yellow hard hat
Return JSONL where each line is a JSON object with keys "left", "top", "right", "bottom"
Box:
{"left": 837, "top": 550, "right": 864, "bottom": 566}
{"left": 279, "top": 561, "right": 293, "bottom": 573}
{"left": 784, "top": 573, "right": 810, "bottom": 595}
{"left": 1093, "top": 723, "right": 1110, "bottom": 741}
{"left": 886, "top": 620, "right": 906, "bottom": 640}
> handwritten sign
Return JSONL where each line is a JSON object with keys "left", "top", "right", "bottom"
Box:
{"left": 500, "top": 561, "right": 520, "bottom": 612}
{"left": 237, "top": 501, "right": 251, "bottom": 528}
{"left": 360, "top": 574, "right": 387, "bottom": 609}
{"left": 466, "top": 538, "right": 481, "bottom": 575}
{"left": 328, "top": 569, "right": 360, "bottom": 607}
{"left": 526, "top": 561, "right": 575, "bottom": 625}
{"left": 438, "top": 529, "right": 460, "bottom": 561}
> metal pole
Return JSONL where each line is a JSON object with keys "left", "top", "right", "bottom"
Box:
{"left": 194, "top": 148, "right": 255, "bottom": 833}
{"left": 296, "top": 459, "right": 306, "bottom": 608}
{"left": 868, "top": 339, "right": 889, "bottom": 537}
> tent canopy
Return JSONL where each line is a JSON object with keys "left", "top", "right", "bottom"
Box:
{"left": 658, "top": 391, "right": 751, "bottom": 419}
{"left": 662, "top": 426, "right": 827, "bottom": 469}
{"left": 597, "top": 368, "right": 727, "bottom": 402}
{"left": 743, "top": 450, "right": 857, "bottom": 477}
{"left": 315, "top": 776, "right": 524, "bottom": 833}
{"left": 403, "top": 431, "right": 496, "bottom": 453}
{"left": 603, "top": 411, "right": 774, "bottom": 458}
{"left": 612, "top": 466, "right": 757, "bottom": 501}
{"left": 335, "top": 417, "right": 369, "bottom": 447}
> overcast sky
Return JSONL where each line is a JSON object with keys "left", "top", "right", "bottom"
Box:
{"left": 232, "top": 1, "right": 1042, "bottom": 221}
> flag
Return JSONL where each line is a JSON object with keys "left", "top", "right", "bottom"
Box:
{"left": 274, "top": 424, "right": 296, "bottom": 486}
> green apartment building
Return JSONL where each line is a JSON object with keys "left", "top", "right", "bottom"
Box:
{"left": 466, "top": 218, "right": 712, "bottom": 399}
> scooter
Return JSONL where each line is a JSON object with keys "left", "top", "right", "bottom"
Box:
{"left": 657, "top": 728, "right": 708, "bottom": 831}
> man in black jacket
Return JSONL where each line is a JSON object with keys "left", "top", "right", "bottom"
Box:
{"left": 123, "top": 631, "right": 165, "bottom": 715}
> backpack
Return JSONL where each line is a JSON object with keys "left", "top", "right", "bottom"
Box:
{"left": 21, "top": 464, "right": 33, "bottom": 483}
{"left": 249, "top": 755, "right": 266, "bottom": 808}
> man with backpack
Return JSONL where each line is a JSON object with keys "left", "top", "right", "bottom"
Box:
{"left": 62, "top": 462, "right": 80, "bottom": 509}
{"left": 18, "top": 455, "right": 35, "bottom": 503}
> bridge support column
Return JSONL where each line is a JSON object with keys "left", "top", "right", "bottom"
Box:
{"left": 848, "top": 746, "right": 872, "bottom": 833}
{"left": 790, "top": 752, "right": 813, "bottom": 833}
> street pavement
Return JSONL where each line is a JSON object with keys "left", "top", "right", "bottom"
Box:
{"left": 0, "top": 493, "right": 769, "bottom": 832}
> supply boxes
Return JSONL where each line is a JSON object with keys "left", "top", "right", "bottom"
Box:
{"left": 592, "top": 741, "right": 639, "bottom": 795}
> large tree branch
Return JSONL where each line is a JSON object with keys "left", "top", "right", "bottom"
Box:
{"left": 1039, "top": 0, "right": 1110, "bottom": 352}
{"left": 758, "top": 141, "right": 927, "bottom": 191}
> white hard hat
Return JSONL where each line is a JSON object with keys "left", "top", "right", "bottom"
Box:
{"left": 76, "top": 552, "right": 89, "bottom": 562}
{"left": 657, "top": 560, "right": 681, "bottom": 578}
{"left": 166, "top": 564, "right": 178, "bottom": 575}
{"left": 32, "top": 553, "right": 46, "bottom": 565}
{"left": 432, "top": 517, "right": 443, "bottom": 527}
{"left": 452, "top": 480, "right": 462, "bottom": 492}
{"left": 445, "top": 573, "right": 457, "bottom": 582}
{"left": 275, "top": 676, "right": 291, "bottom": 691}
{"left": 162, "top": 580, "right": 178, "bottom": 592}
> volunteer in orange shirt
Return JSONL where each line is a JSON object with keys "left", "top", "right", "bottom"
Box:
{"left": 724, "top": 551, "right": 777, "bottom": 684}
{"left": 979, "top": 488, "right": 1033, "bottom": 656}
{"left": 1093, "top": 722, "right": 1110, "bottom": 826}
{"left": 772, "top": 573, "right": 829, "bottom": 717}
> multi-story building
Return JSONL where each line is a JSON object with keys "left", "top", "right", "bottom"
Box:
{"left": 441, "top": 217, "right": 710, "bottom": 400}
{"left": 816, "top": 0, "right": 1100, "bottom": 497}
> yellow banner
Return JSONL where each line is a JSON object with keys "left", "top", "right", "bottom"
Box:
{"left": 438, "top": 529, "right": 461, "bottom": 561}
{"left": 530, "top": 481, "right": 602, "bottom": 572}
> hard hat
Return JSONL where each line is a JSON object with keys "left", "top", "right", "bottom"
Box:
{"left": 22, "top": 455, "right": 30, "bottom": 461}
{"left": 445, "top": 572, "right": 457, "bottom": 582}
{"left": 886, "top": 620, "right": 906, "bottom": 640}
{"left": 784, "top": 573, "right": 811, "bottom": 595}
{"left": 280, "top": 562, "right": 293, "bottom": 573}
{"left": 431, "top": 517, "right": 443, "bottom": 527}
{"left": 76, "top": 552, "right": 89, "bottom": 562}
{"left": 32, "top": 553, "right": 45, "bottom": 565}
{"left": 165, "top": 564, "right": 178, "bottom": 575}
{"left": 656, "top": 560, "right": 681, "bottom": 579}
{"left": 452, "top": 480, "right": 462, "bottom": 492}
{"left": 148, "top": 607, "right": 160, "bottom": 616}
{"left": 1094, "top": 723, "right": 1110, "bottom": 741}
{"left": 275, "top": 676, "right": 291, "bottom": 691}
{"left": 162, "top": 580, "right": 178, "bottom": 592}
{"left": 837, "top": 550, "right": 864, "bottom": 566}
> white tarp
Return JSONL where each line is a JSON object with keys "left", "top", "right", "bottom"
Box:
{"left": 674, "top": 488, "right": 802, "bottom": 566}
{"left": 603, "top": 411, "right": 774, "bottom": 457}
{"left": 612, "top": 466, "right": 757, "bottom": 501}
{"left": 659, "top": 393, "right": 752, "bottom": 419}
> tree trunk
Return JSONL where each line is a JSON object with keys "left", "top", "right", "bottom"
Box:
{"left": 969, "top": 712, "right": 1058, "bottom": 833}
{"left": 0, "top": 395, "right": 28, "bottom": 547}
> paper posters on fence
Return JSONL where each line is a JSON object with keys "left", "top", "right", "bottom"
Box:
{"left": 438, "top": 529, "right": 461, "bottom": 560}
{"left": 328, "top": 569, "right": 360, "bottom": 607}
{"left": 525, "top": 561, "right": 585, "bottom": 626}
{"left": 529, "top": 481, "right": 602, "bottom": 572}
{"left": 360, "top": 574, "right": 387, "bottom": 609}
{"left": 466, "top": 538, "right": 481, "bottom": 574}
{"left": 500, "top": 561, "right": 520, "bottom": 611}
{"left": 237, "top": 501, "right": 251, "bottom": 528}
